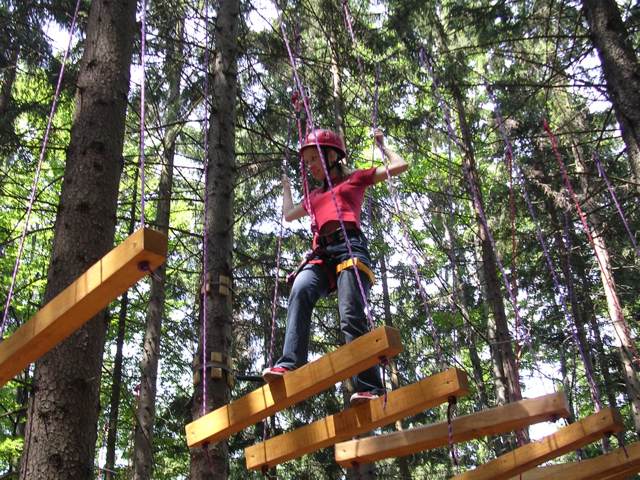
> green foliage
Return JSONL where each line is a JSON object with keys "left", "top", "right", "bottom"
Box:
{"left": 2, "top": 0, "right": 640, "bottom": 477}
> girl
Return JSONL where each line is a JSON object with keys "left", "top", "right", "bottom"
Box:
{"left": 263, "top": 128, "right": 408, "bottom": 405}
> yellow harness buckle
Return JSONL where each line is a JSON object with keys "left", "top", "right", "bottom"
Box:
{"left": 335, "top": 258, "right": 376, "bottom": 285}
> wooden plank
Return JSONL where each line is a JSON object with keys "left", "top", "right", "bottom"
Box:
{"left": 185, "top": 326, "right": 403, "bottom": 448}
{"left": 335, "top": 392, "right": 570, "bottom": 467}
{"left": 0, "top": 228, "right": 167, "bottom": 387}
{"left": 452, "top": 408, "right": 624, "bottom": 480}
{"left": 245, "top": 367, "right": 469, "bottom": 471}
{"left": 508, "top": 441, "right": 640, "bottom": 480}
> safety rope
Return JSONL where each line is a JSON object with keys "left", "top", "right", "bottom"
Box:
{"left": 138, "top": 0, "right": 147, "bottom": 227}
{"left": 543, "top": 120, "right": 640, "bottom": 368}
{"left": 447, "top": 396, "right": 459, "bottom": 467}
{"left": 491, "top": 95, "right": 603, "bottom": 410}
{"left": 341, "top": 0, "right": 374, "bottom": 109}
{"left": 0, "top": 0, "right": 82, "bottom": 340}
{"left": 263, "top": 123, "right": 295, "bottom": 456}
{"left": 266, "top": 130, "right": 290, "bottom": 371}
{"left": 279, "top": 20, "right": 374, "bottom": 329}
{"left": 421, "top": 48, "right": 525, "bottom": 374}
{"left": 200, "top": 0, "right": 211, "bottom": 418}
{"left": 593, "top": 151, "right": 640, "bottom": 258}
{"left": 421, "top": 47, "right": 526, "bottom": 399}
{"left": 342, "top": 2, "right": 450, "bottom": 369}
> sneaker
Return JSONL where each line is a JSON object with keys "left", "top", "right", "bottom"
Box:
{"left": 262, "top": 366, "right": 290, "bottom": 383}
{"left": 350, "top": 391, "right": 380, "bottom": 406}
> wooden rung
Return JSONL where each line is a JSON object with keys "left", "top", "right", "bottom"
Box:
{"left": 507, "top": 441, "right": 640, "bottom": 480}
{"left": 335, "top": 391, "right": 570, "bottom": 467}
{"left": 451, "top": 407, "right": 624, "bottom": 480}
{"left": 0, "top": 228, "right": 167, "bottom": 387}
{"left": 245, "top": 367, "right": 469, "bottom": 471}
{"left": 185, "top": 325, "right": 403, "bottom": 448}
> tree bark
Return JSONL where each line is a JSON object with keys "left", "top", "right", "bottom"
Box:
{"left": 103, "top": 292, "right": 130, "bottom": 480}
{"left": 0, "top": 44, "right": 19, "bottom": 139}
{"left": 581, "top": 0, "right": 640, "bottom": 187}
{"left": 572, "top": 135, "right": 640, "bottom": 435}
{"left": 190, "top": 1, "right": 239, "bottom": 478}
{"left": 589, "top": 215, "right": 640, "bottom": 434}
{"left": 430, "top": 13, "right": 521, "bottom": 406}
{"left": 103, "top": 168, "right": 138, "bottom": 480}
{"left": 378, "top": 252, "right": 411, "bottom": 480}
{"left": 132, "top": 10, "right": 184, "bottom": 480}
{"left": 454, "top": 89, "right": 521, "bottom": 405}
{"left": 18, "top": 0, "right": 136, "bottom": 478}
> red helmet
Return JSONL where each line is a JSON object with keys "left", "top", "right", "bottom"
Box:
{"left": 300, "top": 129, "right": 345, "bottom": 158}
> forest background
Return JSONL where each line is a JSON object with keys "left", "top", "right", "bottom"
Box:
{"left": 1, "top": 0, "right": 639, "bottom": 478}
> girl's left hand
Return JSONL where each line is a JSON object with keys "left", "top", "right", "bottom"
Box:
{"left": 373, "top": 128, "right": 385, "bottom": 147}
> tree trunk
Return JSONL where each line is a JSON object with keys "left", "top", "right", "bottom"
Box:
{"left": 589, "top": 215, "right": 640, "bottom": 434}
{"left": 378, "top": 253, "right": 411, "bottom": 480}
{"left": 430, "top": 13, "right": 521, "bottom": 405}
{"left": 103, "top": 292, "right": 130, "bottom": 480}
{"left": 132, "top": 11, "right": 184, "bottom": 480}
{"left": 581, "top": 0, "right": 640, "bottom": 187}
{"left": 0, "top": 44, "right": 19, "bottom": 140}
{"left": 104, "top": 167, "right": 138, "bottom": 480}
{"left": 190, "top": 1, "right": 239, "bottom": 478}
{"left": 572, "top": 135, "right": 640, "bottom": 435}
{"left": 442, "top": 206, "right": 490, "bottom": 411}
{"left": 454, "top": 90, "right": 521, "bottom": 405}
{"left": 18, "top": 0, "right": 136, "bottom": 478}
{"left": 328, "top": 28, "right": 346, "bottom": 143}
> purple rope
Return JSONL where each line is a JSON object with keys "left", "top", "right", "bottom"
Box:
{"left": 345, "top": 14, "right": 448, "bottom": 366}
{"left": 139, "top": 0, "right": 147, "bottom": 228}
{"left": 266, "top": 218, "right": 284, "bottom": 367}
{"left": 492, "top": 95, "right": 603, "bottom": 410}
{"left": 420, "top": 48, "right": 525, "bottom": 370}
{"left": 447, "top": 397, "right": 459, "bottom": 467}
{"left": 372, "top": 63, "right": 380, "bottom": 129}
{"left": 267, "top": 124, "right": 292, "bottom": 369}
{"left": 341, "top": 1, "right": 367, "bottom": 88}
{"left": 280, "top": 22, "right": 374, "bottom": 329}
{"left": 373, "top": 141, "right": 446, "bottom": 367}
{"left": 593, "top": 151, "right": 640, "bottom": 258}
{"left": 201, "top": 0, "right": 211, "bottom": 418}
{"left": 542, "top": 121, "right": 638, "bottom": 354}
{"left": 1, "top": 0, "right": 82, "bottom": 339}
{"left": 341, "top": 0, "right": 376, "bottom": 110}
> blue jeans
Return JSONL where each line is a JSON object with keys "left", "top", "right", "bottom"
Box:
{"left": 275, "top": 234, "right": 385, "bottom": 395}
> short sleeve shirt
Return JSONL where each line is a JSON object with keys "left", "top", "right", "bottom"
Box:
{"left": 306, "top": 167, "right": 377, "bottom": 231}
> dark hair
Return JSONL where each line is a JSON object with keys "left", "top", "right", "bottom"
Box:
{"left": 321, "top": 146, "right": 351, "bottom": 191}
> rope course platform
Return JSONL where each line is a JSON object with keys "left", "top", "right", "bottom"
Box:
{"left": 507, "top": 441, "right": 640, "bottom": 480}
{"left": 185, "top": 325, "right": 402, "bottom": 448}
{"left": 334, "top": 391, "right": 571, "bottom": 467}
{"left": 244, "top": 367, "right": 469, "bottom": 471}
{"left": 452, "top": 407, "right": 624, "bottom": 480}
{"left": 0, "top": 228, "right": 167, "bottom": 387}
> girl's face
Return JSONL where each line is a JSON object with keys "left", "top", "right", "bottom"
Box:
{"left": 303, "top": 148, "right": 337, "bottom": 181}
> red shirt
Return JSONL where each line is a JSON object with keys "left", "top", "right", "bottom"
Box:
{"left": 305, "top": 167, "right": 377, "bottom": 232}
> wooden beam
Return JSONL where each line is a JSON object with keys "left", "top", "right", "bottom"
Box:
{"left": 185, "top": 326, "right": 403, "bottom": 448}
{"left": 0, "top": 228, "right": 167, "bottom": 387}
{"left": 451, "top": 408, "right": 624, "bottom": 480}
{"left": 508, "top": 441, "right": 640, "bottom": 480}
{"left": 245, "top": 367, "right": 469, "bottom": 471}
{"left": 335, "top": 392, "right": 570, "bottom": 467}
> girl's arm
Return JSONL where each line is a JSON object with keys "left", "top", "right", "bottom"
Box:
{"left": 371, "top": 129, "right": 408, "bottom": 184}
{"left": 282, "top": 175, "right": 307, "bottom": 221}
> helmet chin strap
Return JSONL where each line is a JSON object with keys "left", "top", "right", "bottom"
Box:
{"left": 327, "top": 160, "right": 340, "bottom": 172}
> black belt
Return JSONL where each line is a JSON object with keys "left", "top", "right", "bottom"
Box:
{"left": 317, "top": 228, "right": 362, "bottom": 248}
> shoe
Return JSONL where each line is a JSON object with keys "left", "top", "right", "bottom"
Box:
{"left": 262, "top": 366, "right": 290, "bottom": 382}
{"left": 350, "top": 391, "right": 380, "bottom": 406}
